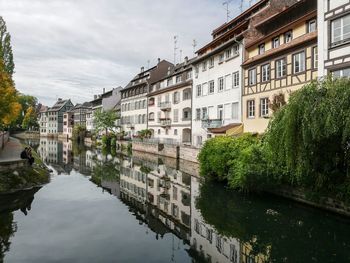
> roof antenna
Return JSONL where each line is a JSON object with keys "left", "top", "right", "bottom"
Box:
{"left": 147, "top": 59, "right": 150, "bottom": 69}
{"left": 173, "top": 35, "right": 178, "bottom": 64}
{"left": 192, "top": 39, "right": 197, "bottom": 56}
{"left": 223, "top": 1, "right": 232, "bottom": 22}
{"left": 179, "top": 49, "right": 182, "bottom": 64}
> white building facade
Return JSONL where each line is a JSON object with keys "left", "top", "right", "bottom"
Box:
{"left": 147, "top": 59, "right": 193, "bottom": 144}
{"left": 120, "top": 60, "right": 173, "bottom": 138}
{"left": 192, "top": 40, "right": 243, "bottom": 147}
{"left": 318, "top": 0, "right": 350, "bottom": 77}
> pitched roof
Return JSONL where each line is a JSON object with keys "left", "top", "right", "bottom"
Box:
{"left": 48, "top": 99, "right": 72, "bottom": 112}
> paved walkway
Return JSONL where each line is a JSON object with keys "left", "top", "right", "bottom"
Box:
{"left": 0, "top": 137, "right": 23, "bottom": 163}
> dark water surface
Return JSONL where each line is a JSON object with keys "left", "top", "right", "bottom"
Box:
{"left": 1, "top": 138, "right": 350, "bottom": 263}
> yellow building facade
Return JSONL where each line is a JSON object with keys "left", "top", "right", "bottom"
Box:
{"left": 242, "top": 0, "right": 318, "bottom": 133}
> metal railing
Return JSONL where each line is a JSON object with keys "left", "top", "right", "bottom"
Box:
{"left": 160, "top": 119, "right": 171, "bottom": 127}
{"left": 160, "top": 102, "right": 171, "bottom": 110}
{"left": 201, "top": 119, "right": 223, "bottom": 129}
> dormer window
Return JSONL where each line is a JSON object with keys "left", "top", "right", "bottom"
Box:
{"left": 272, "top": 37, "right": 280, "bottom": 48}
{"left": 284, "top": 31, "right": 293, "bottom": 43}
{"left": 308, "top": 19, "right": 317, "bottom": 33}
{"left": 258, "top": 43, "right": 265, "bottom": 55}
{"left": 225, "top": 48, "right": 232, "bottom": 59}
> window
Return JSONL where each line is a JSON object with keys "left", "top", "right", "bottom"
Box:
{"left": 293, "top": 51, "right": 305, "bottom": 73}
{"left": 217, "top": 105, "right": 223, "bottom": 120}
{"left": 209, "top": 80, "right": 215, "bottom": 94}
{"left": 308, "top": 19, "right": 317, "bottom": 33}
{"left": 224, "top": 104, "right": 231, "bottom": 120}
{"left": 196, "top": 108, "right": 201, "bottom": 120}
{"left": 202, "top": 107, "right": 208, "bottom": 120}
{"left": 313, "top": 47, "right": 318, "bottom": 69}
{"left": 176, "top": 75, "right": 182, "bottom": 83}
{"left": 233, "top": 72, "right": 239, "bottom": 88}
{"left": 202, "top": 61, "right": 207, "bottom": 71}
{"left": 173, "top": 109, "right": 179, "bottom": 123}
{"left": 202, "top": 82, "right": 208, "bottom": 96}
{"left": 186, "top": 71, "right": 192, "bottom": 80}
{"left": 247, "top": 100, "right": 255, "bottom": 118}
{"left": 248, "top": 68, "right": 256, "bottom": 85}
{"left": 196, "top": 85, "right": 202, "bottom": 97}
{"left": 225, "top": 74, "right": 232, "bottom": 90}
{"left": 167, "top": 78, "right": 173, "bottom": 86}
{"left": 218, "top": 77, "right": 224, "bottom": 92}
{"left": 173, "top": 92, "right": 180, "bottom": 104}
{"left": 157, "top": 112, "right": 161, "bottom": 123}
{"left": 225, "top": 48, "right": 232, "bottom": 59}
{"left": 174, "top": 129, "right": 178, "bottom": 135}
{"left": 261, "top": 64, "right": 270, "bottom": 82}
{"left": 183, "top": 89, "right": 191, "bottom": 100}
{"left": 284, "top": 30, "right": 293, "bottom": 43}
{"left": 209, "top": 57, "right": 214, "bottom": 68}
{"left": 260, "top": 98, "right": 269, "bottom": 117}
{"left": 272, "top": 37, "right": 280, "bottom": 48}
{"left": 258, "top": 43, "right": 265, "bottom": 54}
{"left": 158, "top": 129, "right": 161, "bottom": 135}
{"left": 233, "top": 45, "right": 239, "bottom": 55}
{"left": 232, "top": 102, "right": 239, "bottom": 119}
{"left": 331, "top": 14, "right": 350, "bottom": 46}
{"left": 219, "top": 53, "right": 224, "bottom": 63}
{"left": 195, "top": 65, "right": 199, "bottom": 74}
{"left": 149, "top": 112, "right": 155, "bottom": 121}
{"left": 332, "top": 67, "right": 350, "bottom": 78}
{"left": 276, "top": 58, "right": 286, "bottom": 78}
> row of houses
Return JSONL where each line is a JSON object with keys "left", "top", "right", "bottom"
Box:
{"left": 39, "top": 87, "right": 122, "bottom": 139}
{"left": 40, "top": 0, "right": 350, "bottom": 147}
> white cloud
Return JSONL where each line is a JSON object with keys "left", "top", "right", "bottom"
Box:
{"left": 0, "top": 0, "right": 256, "bottom": 106}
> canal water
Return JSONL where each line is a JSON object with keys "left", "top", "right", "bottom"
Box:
{"left": 1, "top": 138, "right": 350, "bottom": 262}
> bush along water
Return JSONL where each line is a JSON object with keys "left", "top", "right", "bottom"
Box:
{"left": 198, "top": 78, "right": 350, "bottom": 202}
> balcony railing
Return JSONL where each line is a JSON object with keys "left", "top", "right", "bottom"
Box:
{"left": 160, "top": 102, "right": 171, "bottom": 110}
{"left": 160, "top": 119, "right": 171, "bottom": 127}
{"left": 201, "top": 119, "right": 223, "bottom": 129}
{"left": 126, "top": 123, "right": 134, "bottom": 129}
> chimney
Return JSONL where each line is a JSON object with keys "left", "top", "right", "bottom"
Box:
{"left": 158, "top": 58, "right": 161, "bottom": 63}
{"left": 58, "top": 98, "right": 62, "bottom": 102}
{"left": 141, "top": 66, "right": 144, "bottom": 72}
{"left": 103, "top": 88, "right": 105, "bottom": 94}
{"left": 94, "top": 95, "right": 97, "bottom": 100}
{"left": 184, "top": 56, "right": 188, "bottom": 64}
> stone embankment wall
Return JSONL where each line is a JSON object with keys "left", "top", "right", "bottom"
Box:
{"left": 0, "top": 132, "right": 9, "bottom": 150}
{"left": 272, "top": 187, "right": 350, "bottom": 217}
{"left": 131, "top": 141, "right": 199, "bottom": 163}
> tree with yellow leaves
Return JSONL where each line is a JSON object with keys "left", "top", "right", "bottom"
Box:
{"left": 0, "top": 59, "right": 21, "bottom": 129}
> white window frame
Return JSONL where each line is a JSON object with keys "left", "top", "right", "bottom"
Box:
{"left": 248, "top": 68, "right": 256, "bottom": 86}
{"left": 247, "top": 100, "right": 255, "bottom": 118}
{"left": 331, "top": 14, "right": 350, "bottom": 46}
{"left": 293, "top": 51, "right": 306, "bottom": 74}
{"left": 260, "top": 97, "right": 269, "bottom": 117}
{"left": 196, "top": 85, "right": 202, "bottom": 97}
{"left": 276, "top": 58, "right": 286, "bottom": 78}
{"left": 218, "top": 77, "right": 224, "bottom": 92}
{"left": 209, "top": 80, "right": 215, "bottom": 94}
{"left": 261, "top": 64, "right": 270, "bottom": 82}
{"left": 233, "top": 72, "right": 239, "bottom": 88}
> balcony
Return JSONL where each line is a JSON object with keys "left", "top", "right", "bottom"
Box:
{"left": 201, "top": 119, "right": 223, "bottom": 129}
{"left": 160, "top": 102, "right": 171, "bottom": 111}
{"left": 160, "top": 119, "right": 171, "bottom": 127}
{"left": 126, "top": 123, "right": 134, "bottom": 129}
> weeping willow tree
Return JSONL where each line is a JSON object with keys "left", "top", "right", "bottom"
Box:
{"left": 264, "top": 78, "right": 350, "bottom": 195}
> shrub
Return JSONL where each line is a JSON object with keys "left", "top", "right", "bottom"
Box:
{"left": 101, "top": 134, "right": 110, "bottom": 147}
{"left": 111, "top": 137, "right": 116, "bottom": 147}
{"left": 198, "top": 133, "right": 259, "bottom": 182}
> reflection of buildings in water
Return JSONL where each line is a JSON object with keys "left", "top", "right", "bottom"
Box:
{"left": 38, "top": 138, "right": 63, "bottom": 165}
{"left": 101, "top": 180, "right": 120, "bottom": 198}
{"left": 62, "top": 140, "right": 73, "bottom": 164}
{"left": 120, "top": 157, "right": 147, "bottom": 204}
{"left": 119, "top": 155, "right": 192, "bottom": 243}
{"left": 147, "top": 163, "right": 191, "bottom": 231}
{"left": 190, "top": 177, "right": 268, "bottom": 263}
{"left": 85, "top": 150, "right": 94, "bottom": 169}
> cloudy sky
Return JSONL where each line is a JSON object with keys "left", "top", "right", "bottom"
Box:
{"left": 0, "top": 0, "right": 255, "bottom": 106}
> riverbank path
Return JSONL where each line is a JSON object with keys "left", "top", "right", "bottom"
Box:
{"left": 0, "top": 137, "right": 23, "bottom": 163}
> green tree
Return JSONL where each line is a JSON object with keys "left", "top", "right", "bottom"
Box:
{"left": 22, "top": 106, "right": 39, "bottom": 130}
{"left": 264, "top": 78, "right": 350, "bottom": 196}
{"left": 93, "top": 109, "right": 118, "bottom": 135}
{"left": 15, "top": 94, "right": 38, "bottom": 129}
{"left": 0, "top": 16, "right": 14, "bottom": 77}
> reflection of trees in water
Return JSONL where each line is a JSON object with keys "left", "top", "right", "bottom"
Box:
{"left": 0, "top": 188, "right": 39, "bottom": 262}
{"left": 90, "top": 156, "right": 120, "bottom": 187}
{"left": 196, "top": 181, "right": 350, "bottom": 262}
{"left": 0, "top": 213, "right": 17, "bottom": 262}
